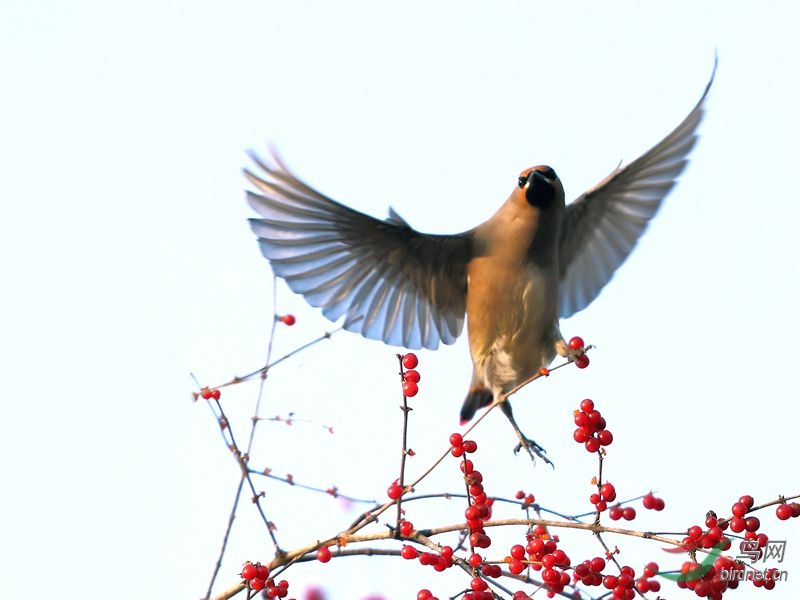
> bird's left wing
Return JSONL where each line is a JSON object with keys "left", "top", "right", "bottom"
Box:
{"left": 558, "top": 61, "right": 715, "bottom": 318}
{"left": 246, "top": 152, "right": 472, "bottom": 349}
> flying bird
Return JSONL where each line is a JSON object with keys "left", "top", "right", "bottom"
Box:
{"left": 245, "top": 63, "right": 715, "bottom": 462}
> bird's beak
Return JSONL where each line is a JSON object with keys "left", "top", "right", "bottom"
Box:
{"left": 528, "top": 170, "right": 550, "bottom": 186}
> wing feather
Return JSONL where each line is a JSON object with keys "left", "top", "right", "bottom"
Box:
{"left": 559, "top": 59, "right": 716, "bottom": 318}
{"left": 246, "top": 152, "right": 472, "bottom": 349}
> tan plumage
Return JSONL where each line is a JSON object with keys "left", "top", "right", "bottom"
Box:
{"left": 245, "top": 62, "right": 716, "bottom": 458}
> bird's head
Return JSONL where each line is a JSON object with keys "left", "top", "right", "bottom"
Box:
{"left": 516, "top": 165, "right": 564, "bottom": 209}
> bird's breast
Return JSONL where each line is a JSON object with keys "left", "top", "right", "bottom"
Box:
{"left": 465, "top": 257, "right": 560, "bottom": 391}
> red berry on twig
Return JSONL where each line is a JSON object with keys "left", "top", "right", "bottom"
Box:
{"left": 402, "top": 353, "right": 418, "bottom": 369}
{"left": 568, "top": 336, "right": 585, "bottom": 350}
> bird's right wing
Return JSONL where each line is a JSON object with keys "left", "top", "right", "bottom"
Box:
{"left": 558, "top": 59, "right": 716, "bottom": 318}
{"left": 246, "top": 151, "right": 472, "bottom": 350}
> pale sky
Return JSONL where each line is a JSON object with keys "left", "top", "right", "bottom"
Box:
{"left": 1, "top": 1, "right": 798, "bottom": 599}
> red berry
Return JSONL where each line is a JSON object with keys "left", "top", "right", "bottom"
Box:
{"left": 210, "top": 389, "right": 221, "bottom": 400}
{"left": 404, "top": 369, "right": 420, "bottom": 383}
{"left": 250, "top": 578, "right": 266, "bottom": 591}
{"left": 777, "top": 503, "right": 792, "bottom": 520}
{"left": 387, "top": 482, "right": 403, "bottom": 500}
{"left": 402, "top": 381, "right": 419, "bottom": 397}
{"left": 515, "top": 490, "right": 525, "bottom": 500}
{"left": 510, "top": 544, "right": 525, "bottom": 560}
{"left": 654, "top": 498, "right": 665, "bottom": 511}
{"left": 401, "top": 545, "right": 418, "bottom": 559}
{"left": 609, "top": 505, "right": 623, "bottom": 521}
{"left": 585, "top": 437, "right": 601, "bottom": 452}
{"left": 745, "top": 516, "right": 760, "bottom": 532}
{"left": 622, "top": 507, "right": 636, "bottom": 520}
{"left": 644, "top": 562, "right": 659, "bottom": 577}
{"left": 569, "top": 336, "right": 585, "bottom": 350}
{"left": 731, "top": 502, "right": 748, "bottom": 518}
{"left": 739, "top": 495, "right": 754, "bottom": 509}
{"left": 468, "top": 553, "right": 483, "bottom": 567}
{"left": 573, "top": 427, "right": 591, "bottom": 443}
{"left": 399, "top": 519, "right": 414, "bottom": 536}
{"left": 462, "top": 440, "right": 478, "bottom": 453}
{"left": 729, "top": 517, "right": 745, "bottom": 533}
{"left": 316, "top": 546, "right": 332, "bottom": 563}
{"left": 200, "top": 388, "right": 213, "bottom": 399}
{"left": 451, "top": 445, "right": 464, "bottom": 457}
{"left": 580, "top": 399, "right": 594, "bottom": 412}
{"left": 597, "top": 429, "right": 613, "bottom": 446}
{"left": 279, "top": 314, "right": 296, "bottom": 326}
{"left": 471, "top": 577, "right": 488, "bottom": 592}
{"left": 790, "top": 502, "right": 800, "bottom": 518}
{"left": 509, "top": 559, "right": 524, "bottom": 575}
{"left": 688, "top": 525, "right": 703, "bottom": 539}
{"left": 417, "top": 590, "right": 433, "bottom": 600}
{"left": 255, "top": 565, "right": 269, "bottom": 579}
{"left": 599, "top": 483, "right": 616, "bottom": 501}
{"left": 590, "top": 557, "right": 606, "bottom": 573}
{"left": 538, "top": 366, "right": 549, "bottom": 376}
{"left": 643, "top": 493, "right": 655, "bottom": 509}
{"left": 402, "top": 353, "right": 418, "bottom": 369}
{"left": 449, "top": 433, "right": 463, "bottom": 447}
{"left": 574, "top": 354, "right": 590, "bottom": 369}
{"left": 241, "top": 563, "right": 257, "bottom": 580}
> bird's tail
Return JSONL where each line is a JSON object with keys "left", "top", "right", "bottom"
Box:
{"left": 460, "top": 384, "right": 494, "bottom": 425}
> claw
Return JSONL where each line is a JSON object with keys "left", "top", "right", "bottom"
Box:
{"left": 498, "top": 400, "right": 555, "bottom": 467}
{"left": 513, "top": 435, "right": 554, "bottom": 467}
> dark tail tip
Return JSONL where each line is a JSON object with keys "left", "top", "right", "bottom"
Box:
{"left": 459, "top": 387, "right": 494, "bottom": 423}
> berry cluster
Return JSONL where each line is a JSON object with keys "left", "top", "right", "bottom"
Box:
{"left": 455, "top": 434, "right": 506, "bottom": 600}
{"left": 449, "top": 433, "right": 478, "bottom": 458}
{"left": 589, "top": 482, "right": 617, "bottom": 513}
{"left": 278, "top": 314, "right": 296, "bottom": 326}
{"left": 403, "top": 544, "right": 455, "bottom": 573}
{"left": 635, "top": 562, "right": 662, "bottom": 593}
{"left": 728, "top": 494, "right": 761, "bottom": 534}
{"left": 643, "top": 491, "right": 666, "bottom": 511}
{"left": 568, "top": 336, "right": 590, "bottom": 369}
{"left": 401, "top": 353, "right": 421, "bottom": 397}
{"left": 522, "top": 524, "right": 572, "bottom": 596}
{"left": 600, "top": 565, "right": 641, "bottom": 599}
{"left": 572, "top": 556, "right": 607, "bottom": 587}
{"left": 776, "top": 501, "right": 800, "bottom": 520}
{"left": 572, "top": 399, "right": 613, "bottom": 452}
{"left": 200, "top": 387, "right": 221, "bottom": 400}
{"left": 240, "top": 562, "right": 291, "bottom": 597}
{"left": 609, "top": 503, "right": 636, "bottom": 521}
{"left": 514, "top": 490, "right": 536, "bottom": 508}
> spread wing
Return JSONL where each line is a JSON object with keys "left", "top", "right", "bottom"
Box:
{"left": 558, "top": 60, "right": 716, "bottom": 318}
{"left": 245, "top": 151, "right": 472, "bottom": 349}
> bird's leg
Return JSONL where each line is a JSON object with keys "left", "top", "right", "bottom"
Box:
{"left": 499, "top": 400, "right": 554, "bottom": 467}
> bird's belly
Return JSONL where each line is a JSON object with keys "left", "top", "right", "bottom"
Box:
{"left": 466, "top": 260, "right": 559, "bottom": 393}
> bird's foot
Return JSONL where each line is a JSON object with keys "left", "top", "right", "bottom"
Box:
{"left": 513, "top": 434, "right": 554, "bottom": 468}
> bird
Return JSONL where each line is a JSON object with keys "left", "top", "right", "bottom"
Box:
{"left": 244, "top": 62, "right": 715, "bottom": 463}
